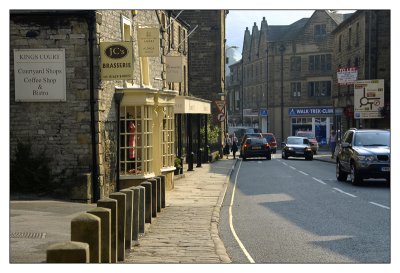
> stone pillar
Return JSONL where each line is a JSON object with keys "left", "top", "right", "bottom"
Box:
{"left": 159, "top": 175, "right": 166, "bottom": 208}
{"left": 147, "top": 178, "right": 157, "bottom": 218}
{"left": 140, "top": 181, "right": 152, "bottom": 224}
{"left": 109, "top": 192, "right": 126, "bottom": 261}
{"left": 155, "top": 176, "right": 162, "bottom": 213}
{"left": 120, "top": 189, "right": 133, "bottom": 250}
{"left": 130, "top": 187, "right": 140, "bottom": 242}
{"left": 87, "top": 207, "right": 111, "bottom": 263}
{"left": 46, "top": 241, "right": 89, "bottom": 263}
{"left": 136, "top": 185, "right": 146, "bottom": 233}
{"left": 71, "top": 213, "right": 101, "bottom": 263}
{"left": 97, "top": 197, "right": 118, "bottom": 263}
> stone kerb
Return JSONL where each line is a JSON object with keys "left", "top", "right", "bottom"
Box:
{"left": 120, "top": 189, "right": 133, "bottom": 250}
{"left": 136, "top": 185, "right": 146, "bottom": 233}
{"left": 140, "top": 181, "right": 152, "bottom": 224}
{"left": 71, "top": 213, "right": 101, "bottom": 263}
{"left": 147, "top": 178, "right": 157, "bottom": 218}
{"left": 46, "top": 241, "right": 89, "bottom": 263}
{"left": 87, "top": 207, "right": 112, "bottom": 263}
{"left": 109, "top": 192, "right": 126, "bottom": 261}
{"left": 130, "top": 187, "right": 140, "bottom": 242}
{"left": 97, "top": 197, "right": 118, "bottom": 263}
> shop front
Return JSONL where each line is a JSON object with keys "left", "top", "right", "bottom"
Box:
{"left": 288, "top": 106, "right": 339, "bottom": 145}
{"left": 116, "top": 86, "right": 177, "bottom": 190}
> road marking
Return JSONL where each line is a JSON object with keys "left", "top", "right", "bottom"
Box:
{"left": 369, "top": 202, "right": 390, "bottom": 210}
{"left": 289, "top": 166, "right": 296, "bottom": 170}
{"left": 281, "top": 162, "right": 288, "bottom": 166}
{"left": 298, "top": 171, "right": 308, "bottom": 176}
{"left": 312, "top": 177, "right": 327, "bottom": 185}
{"left": 333, "top": 187, "right": 357, "bottom": 198}
{"left": 229, "top": 160, "right": 255, "bottom": 263}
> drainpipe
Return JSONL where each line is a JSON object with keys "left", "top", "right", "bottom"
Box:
{"left": 87, "top": 12, "right": 99, "bottom": 202}
{"left": 114, "top": 92, "right": 124, "bottom": 192}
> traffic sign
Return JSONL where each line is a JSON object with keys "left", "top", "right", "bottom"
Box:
{"left": 214, "top": 100, "right": 226, "bottom": 113}
{"left": 217, "top": 112, "right": 225, "bottom": 122}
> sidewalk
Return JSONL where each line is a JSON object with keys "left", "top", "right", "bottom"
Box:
{"left": 123, "top": 158, "right": 235, "bottom": 263}
{"left": 312, "top": 150, "right": 336, "bottom": 164}
{"left": 9, "top": 157, "right": 236, "bottom": 263}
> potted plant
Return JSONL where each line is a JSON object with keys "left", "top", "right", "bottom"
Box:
{"left": 174, "top": 157, "right": 182, "bottom": 175}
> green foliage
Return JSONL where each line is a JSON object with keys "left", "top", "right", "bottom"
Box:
{"left": 200, "top": 116, "right": 220, "bottom": 144}
{"left": 10, "top": 140, "right": 54, "bottom": 194}
{"left": 174, "top": 157, "right": 182, "bottom": 168}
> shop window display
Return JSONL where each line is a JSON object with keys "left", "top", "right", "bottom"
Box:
{"left": 120, "top": 106, "right": 153, "bottom": 176}
{"left": 161, "top": 106, "right": 175, "bottom": 168}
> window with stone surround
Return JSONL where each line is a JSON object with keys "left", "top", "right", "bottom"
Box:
{"left": 291, "top": 82, "right": 301, "bottom": 97}
{"left": 290, "top": 56, "right": 301, "bottom": 72}
{"left": 308, "top": 81, "right": 331, "bottom": 97}
{"left": 119, "top": 105, "right": 153, "bottom": 176}
{"left": 308, "top": 54, "right": 331, "bottom": 72}
{"left": 161, "top": 106, "right": 174, "bottom": 168}
{"left": 314, "top": 24, "right": 326, "bottom": 40}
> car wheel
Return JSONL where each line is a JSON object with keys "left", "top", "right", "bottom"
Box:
{"left": 242, "top": 156, "right": 246, "bottom": 161}
{"left": 282, "top": 151, "right": 287, "bottom": 159}
{"left": 267, "top": 153, "right": 272, "bottom": 160}
{"left": 336, "top": 160, "right": 348, "bottom": 182}
{"left": 350, "top": 162, "right": 362, "bottom": 185}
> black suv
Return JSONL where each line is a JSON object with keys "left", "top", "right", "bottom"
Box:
{"left": 336, "top": 128, "right": 390, "bottom": 185}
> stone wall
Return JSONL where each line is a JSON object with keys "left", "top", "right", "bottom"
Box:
{"left": 10, "top": 13, "right": 93, "bottom": 199}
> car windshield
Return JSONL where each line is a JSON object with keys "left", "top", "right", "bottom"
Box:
{"left": 297, "top": 132, "right": 314, "bottom": 138}
{"left": 287, "top": 138, "right": 306, "bottom": 145}
{"left": 353, "top": 131, "right": 390, "bottom": 147}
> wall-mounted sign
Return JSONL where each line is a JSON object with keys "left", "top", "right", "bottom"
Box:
{"left": 337, "top": 67, "right": 358, "bottom": 85}
{"left": 166, "top": 56, "right": 183, "bottom": 82}
{"left": 100, "top": 42, "right": 134, "bottom": 80}
{"left": 288, "top": 107, "right": 334, "bottom": 116}
{"left": 138, "top": 27, "right": 160, "bottom": 57}
{"left": 354, "top": 79, "right": 384, "bottom": 119}
{"left": 259, "top": 108, "right": 268, "bottom": 117}
{"left": 14, "top": 49, "right": 66, "bottom": 102}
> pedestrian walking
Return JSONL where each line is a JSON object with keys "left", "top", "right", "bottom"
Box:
{"left": 223, "top": 133, "right": 232, "bottom": 159}
{"left": 231, "top": 133, "right": 238, "bottom": 159}
{"left": 329, "top": 130, "right": 337, "bottom": 159}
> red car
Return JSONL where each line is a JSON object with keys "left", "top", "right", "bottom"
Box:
{"left": 261, "top": 133, "right": 277, "bottom": 154}
{"left": 295, "top": 131, "right": 319, "bottom": 154}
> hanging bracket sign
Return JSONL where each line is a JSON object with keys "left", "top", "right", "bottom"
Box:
{"left": 100, "top": 41, "right": 134, "bottom": 80}
{"left": 138, "top": 27, "right": 160, "bottom": 57}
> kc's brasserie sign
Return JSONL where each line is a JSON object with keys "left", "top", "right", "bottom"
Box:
{"left": 14, "top": 49, "right": 66, "bottom": 102}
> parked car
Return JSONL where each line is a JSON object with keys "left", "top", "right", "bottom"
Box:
{"left": 296, "top": 131, "right": 319, "bottom": 154}
{"left": 241, "top": 137, "right": 271, "bottom": 161}
{"left": 281, "top": 136, "right": 313, "bottom": 160}
{"left": 336, "top": 128, "right": 390, "bottom": 185}
{"left": 239, "top": 133, "right": 263, "bottom": 158}
{"left": 261, "top": 133, "right": 277, "bottom": 154}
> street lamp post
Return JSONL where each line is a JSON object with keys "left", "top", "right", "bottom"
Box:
{"left": 279, "top": 44, "right": 285, "bottom": 143}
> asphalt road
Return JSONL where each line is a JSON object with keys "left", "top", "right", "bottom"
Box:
{"left": 219, "top": 153, "right": 390, "bottom": 263}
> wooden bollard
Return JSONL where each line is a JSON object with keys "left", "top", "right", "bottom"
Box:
{"left": 130, "top": 187, "right": 140, "bottom": 242}
{"left": 71, "top": 213, "right": 101, "bottom": 263}
{"left": 109, "top": 192, "right": 126, "bottom": 261}
{"left": 136, "top": 185, "right": 146, "bottom": 233}
{"left": 120, "top": 189, "right": 133, "bottom": 250}
{"left": 147, "top": 178, "right": 157, "bottom": 218}
{"left": 97, "top": 197, "right": 118, "bottom": 263}
{"left": 159, "top": 175, "right": 166, "bottom": 208}
{"left": 88, "top": 207, "right": 111, "bottom": 263}
{"left": 46, "top": 241, "right": 89, "bottom": 263}
{"left": 140, "top": 181, "right": 152, "bottom": 224}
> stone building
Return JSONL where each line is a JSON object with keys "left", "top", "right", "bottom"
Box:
{"left": 331, "top": 10, "right": 390, "bottom": 133}
{"left": 178, "top": 10, "right": 227, "bottom": 154}
{"left": 230, "top": 10, "right": 352, "bottom": 144}
{"left": 10, "top": 10, "right": 195, "bottom": 202}
{"left": 226, "top": 60, "right": 242, "bottom": 126}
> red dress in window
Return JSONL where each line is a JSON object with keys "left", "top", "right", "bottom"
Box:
{"left": 128, "top": 121, "right": 136, "bottom": 159}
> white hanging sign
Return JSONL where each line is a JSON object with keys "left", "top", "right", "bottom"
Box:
{"left": 166, "top": 56, "right": 183, "bottom": 82}
{"left": 14, "top": 49, "right": 66, "bottom": 102}
{"left": 138, "top": 27, "right": 160, "bottom": 57}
